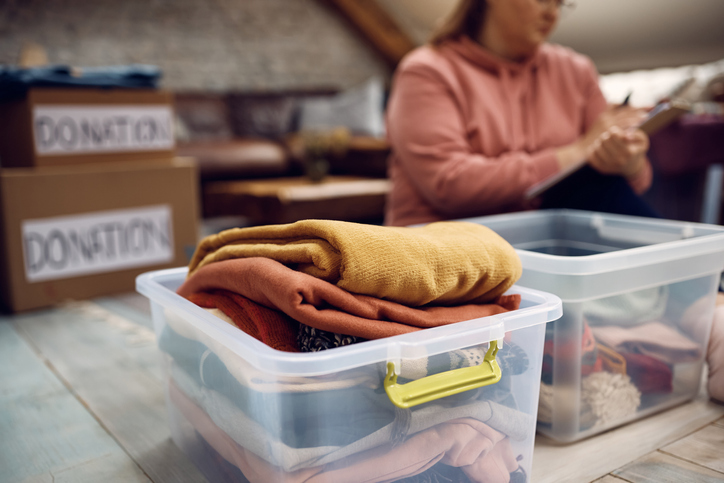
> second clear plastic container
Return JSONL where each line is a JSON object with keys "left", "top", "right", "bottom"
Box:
{"left": 464, "top": 209, "right": 724, "bottom": 442}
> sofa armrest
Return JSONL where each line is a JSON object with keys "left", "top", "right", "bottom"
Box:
{"left": 177, "top": 138, "right": 290, "bottom": 181}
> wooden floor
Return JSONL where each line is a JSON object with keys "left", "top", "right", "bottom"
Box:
{"left": 1, "top": 293, "right": 723, "bottom": 483}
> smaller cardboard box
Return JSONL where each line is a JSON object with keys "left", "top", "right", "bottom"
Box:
{"left": 0, "top": 158, "right": 199, "bottom": 313}
{"left": 0, "top": 88, "right": 175, "bottom": 168}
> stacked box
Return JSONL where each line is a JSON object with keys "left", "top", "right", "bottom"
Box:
{"left": 0, "top": 88, "right": 199, "bottom": 312}
{"left": 0, "top": 88, "right": 175, "bottom": 168}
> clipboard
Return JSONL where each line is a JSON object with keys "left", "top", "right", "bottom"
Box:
{"left": 524, "top": 99, "right": 690, "bottom": 200}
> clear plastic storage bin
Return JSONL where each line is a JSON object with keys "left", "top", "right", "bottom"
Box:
{"left": 137, "top": 268, "right": 561, "bottom": 483}
{"left": 464, "top": 209, "right": 724, "bottom": 443}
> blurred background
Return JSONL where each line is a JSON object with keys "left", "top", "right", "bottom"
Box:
{"left": 3, "top": 0, "right": 724, "bottom": 90}
{"left": 379, "top": 0, "right": 724, "bottom": 73}
{"left": 1, "top": 0, "right": 723, "bottom": 311}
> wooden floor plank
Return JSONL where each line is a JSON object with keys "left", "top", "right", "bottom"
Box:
{"left": 94, "top": 293, "right": 154, "bottom": 330}
{"left": 612, "top": 450, "right": 724, "bottom": 483}
{"left": 10, "top": 302, "right": 207, "bottom": 483}
{"left": 0, "top": 321, "right": 151, "bottom": 483}
{"left": 532, "top": 380, "right": 724, "bottom": 483}
{"left": 19, "top": 453, "right": 153, "bottom": 483}
{"left": 52, "top": 301, "right": 165, "bottom": 383}
{"left": 5, "top": 293, "right": 724, "bottom": 483}
{"left": 592, "top": 476, "right": 631, "bottom": 483}
{"left": 0, "top": 317, "right": 67, "bottom": 405}
{"left": 661, "top": 424, "right": 724, "bottom": 474}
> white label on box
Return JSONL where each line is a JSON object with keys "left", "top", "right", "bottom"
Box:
{"left": 22, "top": 205, "right": 174, "bottom": 282}
{"left": 33, "top": 105, "right": 175, "bottom": 155}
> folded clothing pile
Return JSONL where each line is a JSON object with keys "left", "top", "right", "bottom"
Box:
{"left": 161, "top": 219, "right": 536, "bottom": 482}
{"left": 539, "top": 285, "right": 707, "bottom": 432}
{"left": 178, "top": 219, "right": 523, "bottom": 346}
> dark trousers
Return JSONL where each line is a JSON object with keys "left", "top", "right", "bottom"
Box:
{"left": 539, "top": 165, "right": 661, "bottom": 218}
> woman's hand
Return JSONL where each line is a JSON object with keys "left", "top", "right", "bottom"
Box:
{"left": 582, "top": 105, "right": 647, "bottom": 147}
{"left": 555, "top": 105, "right": 648, "bottom": 173}
{"left": 587, "top": 126, "right": 649, "bottom": 179}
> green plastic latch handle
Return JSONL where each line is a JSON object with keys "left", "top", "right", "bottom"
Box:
{"left": 384, "top": 340, "right": 502, "bottom": 409}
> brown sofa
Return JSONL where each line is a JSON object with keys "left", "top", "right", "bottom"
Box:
{"left": 173, "top": 91, "right": 391, "bottom": 222}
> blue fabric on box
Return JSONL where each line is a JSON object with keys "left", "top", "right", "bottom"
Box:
{"left": 0, "top": 64, "right": 161, "bottom": 100}
{"left": 158, "top": 325, "right": 395, "bottom": 449}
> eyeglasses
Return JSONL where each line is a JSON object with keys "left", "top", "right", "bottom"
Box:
{"left": 536, "top": 0, "right": 576, "bottom": 11}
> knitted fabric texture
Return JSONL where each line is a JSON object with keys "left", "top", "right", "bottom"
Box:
{"left": 597, "top": 344, "right": 627, "bottom": 375}
{"left": 580, "top": 372, "right": 641, "bottom": 429}
{"left": 622, "top": 352, "right": 673, "bottom": 394}
{"left": 398, "top": 342, "right": 529, "bottom": 382}
{"left": 297, "top": 324, "right": 365, "bottom": 352}
{"left": 178, "top": 257, "right": 521, "bottom": 340}
{"left": 542, "top": 321, "right": 599, "bottom": 385}
{"left": 188, "top": 290, "right": 300, "bottom": 352}
{"left": 583, "top": 286, "right": 669, "bottom": 326}
{"left": 591, "top": 321, "right": 702, "bottom": 365}
{"left": 538, "top": 372, "right": 640, "bottom": 429}
{"left": 186, "top": 219, "right": 522, "bottom": 307}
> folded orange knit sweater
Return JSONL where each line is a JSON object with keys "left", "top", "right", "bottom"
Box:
{"left": 178, "top": 258, "right": 520, "bottom": 341}
{"left": 186, "top": 219, "right": 522, "bottom": 307}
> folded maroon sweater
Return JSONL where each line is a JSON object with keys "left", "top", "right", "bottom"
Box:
{"left": 623, "top": 352, "right": 673, "bottom": 394}
{"left": 188, "top": 290, "right": 300, "bottom": 352}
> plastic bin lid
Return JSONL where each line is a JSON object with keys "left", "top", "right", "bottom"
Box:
{"left": 463, "top": 209, "right": 724, "bottom": 276}
{"left": 136, "top": 267, "right": 562, "bottom": 376}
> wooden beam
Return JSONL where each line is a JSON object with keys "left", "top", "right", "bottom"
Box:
{"left": 321, "top": 0, "right": 417, "bottom": 66}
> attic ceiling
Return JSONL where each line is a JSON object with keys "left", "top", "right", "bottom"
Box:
{"left": 372, "top": 0, "right": 724, "bottom": 73}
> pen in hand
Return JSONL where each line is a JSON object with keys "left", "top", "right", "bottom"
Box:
{"left": 619, "top": 91, "right": 632, "bottom": 108}
{"left": 615, "top": 91, "right": 646, "bottom": 133}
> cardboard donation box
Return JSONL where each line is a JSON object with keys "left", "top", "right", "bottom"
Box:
{"left": 0, "top": 158, "right": 199, "bottom": 312}
{"left": 0, "top": 88, "right": 175, "bottom": 168}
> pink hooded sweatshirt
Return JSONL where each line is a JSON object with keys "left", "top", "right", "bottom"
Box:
{"left": 384, "top": 36, "right": 652, "bottom": 227}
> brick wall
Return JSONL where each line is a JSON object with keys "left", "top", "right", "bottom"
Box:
{"left": 0, "top": 0, "right": 392, "bottom": 92}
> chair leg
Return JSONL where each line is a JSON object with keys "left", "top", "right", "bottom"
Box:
{"left": 701, "top": 164, "right": 724, "bottom": 224}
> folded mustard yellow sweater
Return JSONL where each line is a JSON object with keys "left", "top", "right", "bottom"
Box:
{"left": 187, "top": 219, "right": 521, "bottom": 307}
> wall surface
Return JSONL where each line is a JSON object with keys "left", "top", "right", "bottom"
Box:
{"left": 3, "top": 0, "right": 721, "bottom": 91}
{"left": 0, "top": 0, "right": 391, "bottom": 92}
{"left": 549, "top": 0, "right": 724, "bottom": 74}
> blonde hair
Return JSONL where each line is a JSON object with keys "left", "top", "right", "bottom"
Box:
{"left": 429, "top": 0, "right": 487, "bottom": 46}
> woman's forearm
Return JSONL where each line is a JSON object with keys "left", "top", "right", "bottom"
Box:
{"left": 555, "top": 140, "right": 588, "bottom": 172}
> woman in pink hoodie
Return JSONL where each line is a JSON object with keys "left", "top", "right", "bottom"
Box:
{"left": 384, "top": 0, "right": 657, "bottom": 227}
